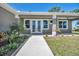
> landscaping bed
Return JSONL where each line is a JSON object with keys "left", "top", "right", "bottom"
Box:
{"left": 44, "top": 36, "right": 79, "bottom": 56}
{"left": 0, "top": 24, "right": 30, "bottom": 56}
{"left": 0, "top": 33, "right": 30, "bottom": 56}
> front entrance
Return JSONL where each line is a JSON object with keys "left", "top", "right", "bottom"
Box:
{"left": 31, "top": 20, "right": 42, "bottom": 33}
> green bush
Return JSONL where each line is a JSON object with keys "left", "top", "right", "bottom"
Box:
{"left": 7, "top": 29, "right": 20, "bottom": 44}
{"left": 8, "top": 43, "right": 17, "bottom": 49}
{"left": 0, "top": 47, "right": 6, "bottom": 56}
{"left": 0, "top": 43, "right": 18, "bottom": 56}
{"left": 0, "top": 23, "right": 27, "bottom": 56}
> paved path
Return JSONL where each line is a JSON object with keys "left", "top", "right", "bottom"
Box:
{"left": 16, "top": 35, "right": 53, "bottom": 56}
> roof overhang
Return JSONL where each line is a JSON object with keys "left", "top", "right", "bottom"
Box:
{"left": 18, "top": 12, "right": 79, "bottom": 17}
{"left": 0, "top": 3, "right": 18, "bottom": 15}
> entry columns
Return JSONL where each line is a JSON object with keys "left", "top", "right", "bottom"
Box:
{"left": 52, "top": 15, "right": 57, "bottom": 36}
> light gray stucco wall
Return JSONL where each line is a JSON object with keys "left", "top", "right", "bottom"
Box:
{"left": 42, "top": 23, "right": 52, "bottom": 34}
{"left": 20, "top": 15, "right": 72, "bottom": 34}
{"left": 22, "top": 20, "right": 52, "bottom": 35}
{"left": 0, "top": 7, "right": 17, "bottom": 32}
{"left": 19, "top": 15, "right": 52, "bottom": 34}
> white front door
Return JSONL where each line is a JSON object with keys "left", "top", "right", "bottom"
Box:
{"left": 31, "top": 20, "right": 42, "bottom": 33}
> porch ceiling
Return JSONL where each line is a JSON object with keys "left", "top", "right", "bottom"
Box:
{"left": 19, "top": 12, "right": 79, "bottom": 20}
{"left": 19, "top": 15, "right": 79, "bottom": 20}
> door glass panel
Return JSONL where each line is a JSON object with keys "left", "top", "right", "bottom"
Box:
{"left": 25, "top": 20, "right": 30, "bottom": 28}
{"left": 32, "top": 21, "right": 36, "bottom": 32}
{"left": 37, "top": 21, "right": 41, "bottom": 32}
{"left": 59, "top": 21, "right": 62, "bottom": 28}
{"left": 63, "top": 21, "right": 67, "bottom": 28}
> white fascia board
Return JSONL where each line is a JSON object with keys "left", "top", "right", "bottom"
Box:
{"left": 18, "top": 12, "right": 79, "bottom": 16}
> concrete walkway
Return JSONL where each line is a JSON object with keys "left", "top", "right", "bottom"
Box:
{"left": 16, "top": 35, "right": 53, "bottom": 56}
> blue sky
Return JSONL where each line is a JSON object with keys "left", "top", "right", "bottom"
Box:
{"left": 9, "top": 3, "right": 79, "bottom": 12}
{"left": 9, "top": 3, "right": 79, "bottom": 28}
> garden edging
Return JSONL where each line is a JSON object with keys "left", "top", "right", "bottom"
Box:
{"left": 11, "top": 36, "right": 31, "bottom": 56}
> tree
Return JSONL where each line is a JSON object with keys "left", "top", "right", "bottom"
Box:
{"left": 48, "top": 6, "right": 62, "bottom": 12}
{"left": 61, "top": 10, "right": 65, "bottom": 12}
{"left": 71, "top": 9, "right": 79, "bottom": 13}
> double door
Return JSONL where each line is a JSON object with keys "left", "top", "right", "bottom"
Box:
{"left": 31, "top": 20, "right": 42, "bottom": 33}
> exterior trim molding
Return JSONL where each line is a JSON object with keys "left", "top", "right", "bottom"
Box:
{"left": 18, "top": 12, "right": 79, "bottom": 16}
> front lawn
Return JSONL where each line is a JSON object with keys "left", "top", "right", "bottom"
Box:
{"left": 44, "top": 36, "right": 79, "bottom": 56}
{"left": 72, "top": 31, "right": 79, "bottom": 35}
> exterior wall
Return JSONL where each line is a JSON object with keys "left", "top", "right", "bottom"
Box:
{"left": 20, "top": 15, "right": 72, "bottom": 34}
{"left": 23, "top": 19, "right": 52, "bottom": 34}
{"left": 42, "top": 23, "right": 52, "bottom": 34}
{"left": 0, "top": 7, "right": 17, "bottom": 32}
{"left": 20, "top": 15, "right": 52, "bottom": 34}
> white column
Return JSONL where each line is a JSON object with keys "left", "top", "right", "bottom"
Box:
{"left": 52, "top": 15, "right": 57, "bottom": 36}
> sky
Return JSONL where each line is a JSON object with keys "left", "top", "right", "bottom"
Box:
{"left": 9, "top": 3, "right": 79, "bottom": 12}
{"left": 9, "top": 3, "right": 79, "bottom": 28}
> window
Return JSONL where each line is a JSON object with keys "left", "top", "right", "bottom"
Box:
{"left": 58, "top": 20, "right": 68, "bottom": 29}
{"left": 43, "top": 20, "right": 48, "bottom": 28}
{"left": 25, "top": 20, "right": 30, "bottom": 28}
{"left": 63, "top": 21, "right": 67, "bottom": 28}
{"left": 59, "top": 21, "right": 62, "bottom": 28}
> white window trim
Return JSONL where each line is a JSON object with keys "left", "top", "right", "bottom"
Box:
{"left": 58, "top": 20, "right": 68, "bottom": 29}
{"left": 43, "top": 20, "right": 49, "bottom": 30}
{"left": 24, "top": 19, "right": 50, "bottom": 30}
{"left": 24, "top": 19, "right": 30, "bottom": 30}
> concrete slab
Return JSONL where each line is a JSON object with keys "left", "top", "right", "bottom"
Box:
{"left": 16, "top": 35, "right": 53, "bottom": 56}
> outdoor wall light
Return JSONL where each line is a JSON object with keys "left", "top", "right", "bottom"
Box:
{"left": 50, "top": 20, "right": 53, "bottom": 23}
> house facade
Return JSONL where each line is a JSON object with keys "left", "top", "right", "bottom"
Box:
{"left": 0, "top": 3, "right": 79, "bottom": 36}
{"left": 19, "top": 12, "right": 79, "bottom": 35}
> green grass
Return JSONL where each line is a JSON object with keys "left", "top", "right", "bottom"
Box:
{"left": 72, "top": 31, "right": 79, "bottom": 34}
{"left": 44, "top": 36, "right": 79, "bottom": 56}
